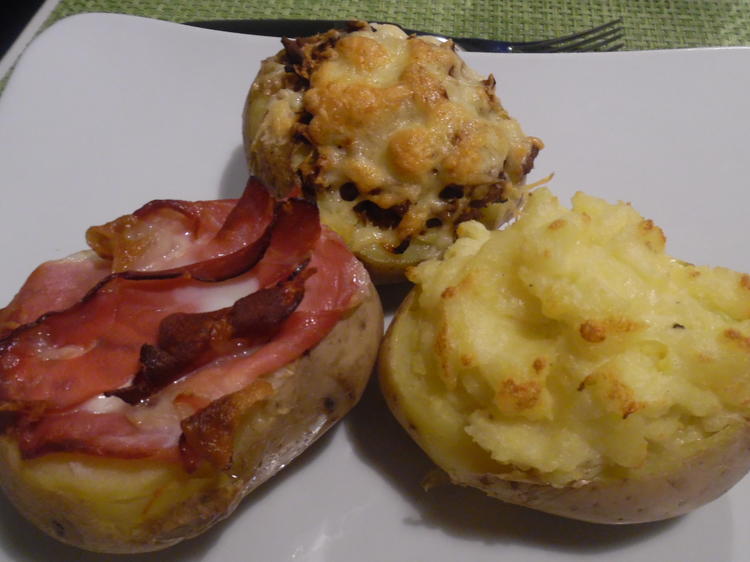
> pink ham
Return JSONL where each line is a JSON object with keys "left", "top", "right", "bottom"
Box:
{"left": 0, "top": 252, "right": 111, "bottom": 339}
{"left": 0, "top": 177, "right": 368, "bottom": 469}
{"left": 87, "top": 176, "right": 275, "bottom": 278}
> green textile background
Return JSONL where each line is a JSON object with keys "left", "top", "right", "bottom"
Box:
{"left": 1, "top": 0, "right": 748, "bottom": 92}
{"left": 41, "top": 0, "right": 750, "bottom": 50}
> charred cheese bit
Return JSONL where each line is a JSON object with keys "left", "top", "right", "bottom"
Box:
{"left": 243, "top": 21, "right": 542, "bottom": 281}
{"left": 400, "top": 188, "right": 750, "bottom": 485}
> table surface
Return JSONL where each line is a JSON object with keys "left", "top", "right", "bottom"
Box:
{"left": 3, "top": 0, "right": 750, "bottom": 83}
{"left": 6, "top": 0, "right": 750, "bottom": 60}
{"left": 4, "top": 0, "right": 750, "bottom": 90}
{"left": 39, "top": 0, "right": 750, "bottom": 47}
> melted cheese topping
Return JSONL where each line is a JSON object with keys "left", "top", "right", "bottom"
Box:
{"left": 244, "top": 22, "right": 542, "bottom": 278}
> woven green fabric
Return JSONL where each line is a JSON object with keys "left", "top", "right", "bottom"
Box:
{"left": 41, "top": 0, "right": 750, "bottom": 50}
{"left": 1, "top": 0, "right": 749, "bottom": 92}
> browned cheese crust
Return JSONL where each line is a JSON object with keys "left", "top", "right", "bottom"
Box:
{"left": 243, "top": 21, "right": 542, "bottom": 282}
{"left": 0, "top": 281, "right": 383, "bottom": 553}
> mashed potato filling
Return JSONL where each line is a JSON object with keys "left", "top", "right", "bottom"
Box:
{"left": 404, "top": 188, "right": 750, "bottom": 486}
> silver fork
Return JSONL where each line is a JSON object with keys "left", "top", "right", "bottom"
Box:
{"left": 435, "top": 18, "right": 625, "bottom": 53}
{"left": 185, "top": 18, "right": 625, "bottom": 53}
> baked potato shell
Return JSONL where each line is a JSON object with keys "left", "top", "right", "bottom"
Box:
{"left": 379, "top": 291, "right": 750, "bottom": 524}
{"left": 0, "top": 281, "right": 383, "bottom": 553}
{"left": 242, "top": 23, "right": 542, "bottom": 285}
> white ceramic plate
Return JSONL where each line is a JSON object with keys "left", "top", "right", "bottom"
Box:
{"left": 0, "top": 13, "right": 748, "bottom": 562}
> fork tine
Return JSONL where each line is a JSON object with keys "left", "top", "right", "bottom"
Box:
{"left": 538, "top": 27, "right": 626, "bottom": 53}
{"left": 570, "top": 31, "right": 625, "bottom": 52}
{"left": 602, "top": 41, "right": 626, "bottom": 52}
{"left": 511, "top": 18, "right": 624, "bottom": 53}
{"left": 515, "top": 18, "right": 623, "bottom": 48}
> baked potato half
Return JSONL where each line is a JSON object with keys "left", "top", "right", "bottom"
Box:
{"left": 379, "top": 187, "right": 750, "bottom": 523}
{"left": 0, "top": 180, "right": 383, "bottom": 552}
{"left": 243, "top": 21, "right": 542, "bottom": 283}
{"left": 0, "top": 282, "right": 381, "bottom": 553}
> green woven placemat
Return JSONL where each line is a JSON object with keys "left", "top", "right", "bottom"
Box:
{"left": 2, "top": 0, "right": 749, "bottom": 93}
{"left": 42, "top": 0, "right": 750, "bottom": 50}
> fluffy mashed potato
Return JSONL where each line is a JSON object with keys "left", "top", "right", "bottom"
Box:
{"left": 243, "top": 21, "right": 542, "bottom": 280}
{"left": 388, "top": 188, "right": 750, "bottom": 487}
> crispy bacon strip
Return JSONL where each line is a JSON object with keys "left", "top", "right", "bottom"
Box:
{"left": 107, "top": 269, "right": 311, "bottom": 405}
{"left": 170, "top": 229, "right": 369, "bottom": 469}
{"left": 156, "top": 228, "right": 362, "bottom": 408}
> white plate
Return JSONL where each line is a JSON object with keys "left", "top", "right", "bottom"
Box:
{"left": 0, "top": 13, "right": 749, "bottom": 562}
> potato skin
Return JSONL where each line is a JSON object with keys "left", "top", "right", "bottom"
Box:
{"left": 0, "top": 281, "right": 383, "bottom": 553}
{"left": 379, "top": 291, "right": 750, "bottom": 524}
{"left": 458, "top": 422, "right": 750, "bottom": 524}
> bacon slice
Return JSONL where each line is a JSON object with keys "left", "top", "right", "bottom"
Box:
{"left": 0, "top": 236, "right": 291, "bottom": 414}
{"left": 175, "top": 230, "right": 370, "bottom": 469}
{"left": 163, "top": 229, "right": 366, "bottom": 407}
{"left": 17, "top": 411, "right": 180, "bottom": 461}
{"left": 0, "top": 252, "right": 111, "bottom": 339}
{"left": 250, "top": 198, "right": 321, "bottom": 287}
{"left": 0, "top": 273, "right": 201, "bottom": 411}
{"left": 0, "top": 177, "right": 368, "bottom": 469}
{"left": 107, "top": 270, "right": 310, "bottom": 405}
{"left": 86, "top": 177, "right": 274, "bottom": 274}
{"left": 1, "top": 178, "right": 275, "bottom": 340}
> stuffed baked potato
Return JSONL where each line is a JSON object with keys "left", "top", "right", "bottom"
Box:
{"left": 380, "top": 187, "right": 750, "bottom": 523}
{"left": 0, "top": 179, "right": 383, "bottom": 552}
{"left": 243, "top": 21, "right": 542, "bottom": 282}
{"left": 0, "top": 286, "right": 381, "bottom": 552}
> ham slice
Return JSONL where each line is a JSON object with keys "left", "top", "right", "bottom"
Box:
{"left": 107, "top": 270, "right": 311, "bottom": 405}
{"left": 0, "top": 177, "right": 368, "bottom": 468}
{"left": 0, "top": 178, "right": 275, "bottom": 340}
{"left": 0, "top": 251, "right": 111, "bottom": 339}
{"left": 87, "top": 177, "right": 276, "bottom": 279}
{"left": 16, "top": 411, "right": 181, "bottom": 462}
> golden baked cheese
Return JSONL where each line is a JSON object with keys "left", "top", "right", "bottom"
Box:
{"left": 243, "top": 21, "right": 542, "bottom": 281}
{"left": 384, "top": 187, "right": 750, "bottom": 487}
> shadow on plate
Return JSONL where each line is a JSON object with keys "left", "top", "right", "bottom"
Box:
{"left": 344, "top": 373, "right": 682, "bottom": 553}
{"left": 218, "top": 145, "right": 250, "bottom": 199}
{"left": 377, "top": 281, "right": 413, "bottom": 321}
{"left": 0, "top": 428, "right": 336, "bottom": 561}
